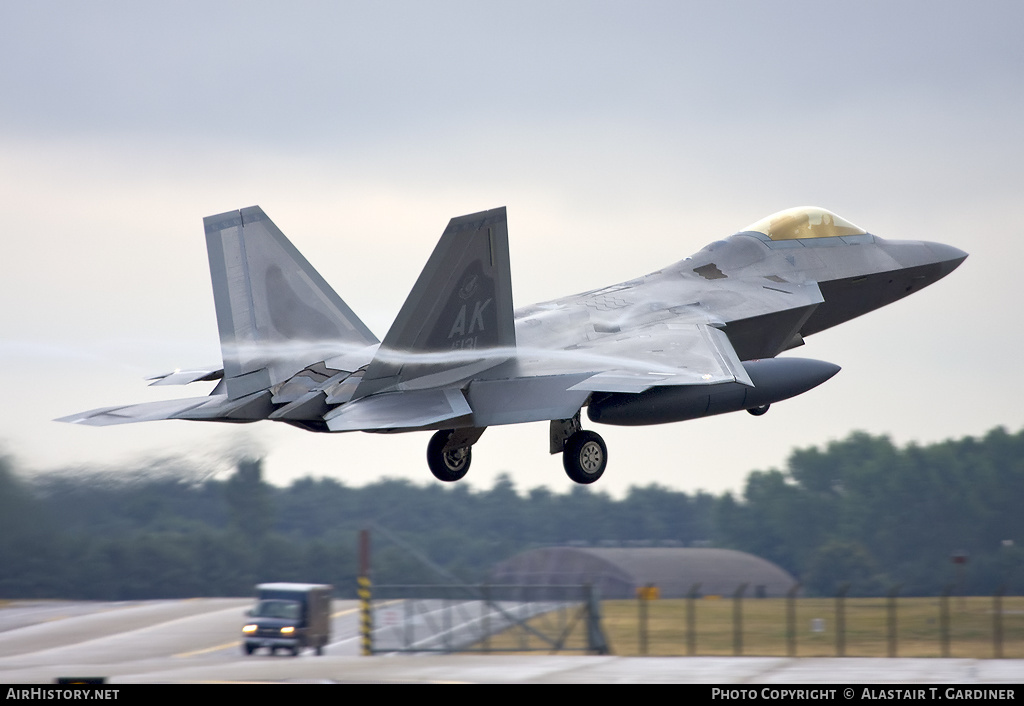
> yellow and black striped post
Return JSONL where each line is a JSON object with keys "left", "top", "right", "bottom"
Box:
{"left": 359, "top": 529, "right": 372, "bottom": 655}
{"left": 358, "top": 575, "right": 373, "bottom": 655}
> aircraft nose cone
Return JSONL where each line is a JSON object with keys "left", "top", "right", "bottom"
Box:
{"left": 925, "top": 242, "right": 968, "bottom": 276}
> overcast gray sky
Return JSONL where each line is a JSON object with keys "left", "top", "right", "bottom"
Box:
{"left": 2, "top": 1, "right": 1021, "bottom": 496}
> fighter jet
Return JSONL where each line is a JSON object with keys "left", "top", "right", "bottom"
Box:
{"left": 59, "top": 205, "right": 966, "bottom": 484}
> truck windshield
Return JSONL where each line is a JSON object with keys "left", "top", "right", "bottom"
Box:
{"left": 252, "top": 599, "right": 301, "bottom": 620}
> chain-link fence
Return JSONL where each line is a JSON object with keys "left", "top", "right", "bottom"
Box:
{"left": 368, "top": 584, "right": 607, "bottom": 654}
{"left": 615, "top": 586, "right": 1024, "bottom": 658}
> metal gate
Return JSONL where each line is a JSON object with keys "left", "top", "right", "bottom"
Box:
{"left": 369, "top": 584, "right": 608, "bottom": 654}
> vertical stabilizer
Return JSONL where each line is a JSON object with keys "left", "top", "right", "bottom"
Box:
{"left": 356, "top": 207, "right": 515, "bottom": 396}
{"left": 204, "top": 207, "right": 379, "bottom": 399}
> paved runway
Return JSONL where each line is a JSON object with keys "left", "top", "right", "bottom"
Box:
{"left": 0, "top": 599, "right": 1021, "bottom": 684}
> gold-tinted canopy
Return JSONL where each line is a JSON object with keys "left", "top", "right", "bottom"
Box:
{"left": 743, "top": 207, "right": 866, "bottom": 241}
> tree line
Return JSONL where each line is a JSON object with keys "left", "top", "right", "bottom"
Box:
{"left": 1, "top": 427, "right": 1022, "bottom": 599}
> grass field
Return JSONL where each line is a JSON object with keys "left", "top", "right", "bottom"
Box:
{"left": 486, "top": 596, "right": 1024, "bottom": 658}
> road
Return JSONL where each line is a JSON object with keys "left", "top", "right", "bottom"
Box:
{"left": 0, "top": 598, "right": 362, "bottom": 682}
{"left": 1, "top": 599, "right": 1022, "bottom": 683}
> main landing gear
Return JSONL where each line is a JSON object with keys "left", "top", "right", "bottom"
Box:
{"left": 550, "top": 413, "right": 607, "bottom": 484}
{"left": 427, "top": 428, "right": 485, "bottom": 482}
{"left": 561, "top": 430, "right": 607, "bottom": 484}
{"left": 426, "top": 415, "right": 609, "bottom": 485}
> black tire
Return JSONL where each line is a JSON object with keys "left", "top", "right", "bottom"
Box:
{"left": 290, "top": 646, "right": 300, "bottom": 657}
{"left": 243, "top": 642, "right": 255, "bottom": 656}
{"left": 747, "top": 404, "right": 770, "bottom": 416}
{"left": 427, "top": 430, "right": 472, "bottom": 482}
{"left": 315, "top": 645, "right": 324, "bottom": 656}
{"left": 563, "top": 430, "right": 607, "bottom": 484}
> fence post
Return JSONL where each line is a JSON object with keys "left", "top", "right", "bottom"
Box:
{"left": 940, "top": 584, "right": 952, "bottom": 658}
{"left": 887, "top": 584, "right": 901, "bottom": 658}
{"left": 733, "top": 583, "right": 748, "bottom": 656}
{"left": 403, "top": 589, "right": 413, "bottom": 649}
{"left": 585, "top": 583, "right": 610, "bottom": 655}
{"left": 994, "top": 585, "right": 1005, "bottom": 659}
{"left": 786, "top": 583, "right": 800, "bottom": 657}
{"left": 687, "top": 583, "right": 700, "bottom": 656}
{"left": 638, "top": 585, "right": 649, "bottom": 656}
{"left": 481, "top": 583, "right": 491, "bottom": 653}
{"left": 444, "top": 594, "right": 452, "bottom": 652}
{"left": 836, "top": 582, "right": 850, "bottom": 657}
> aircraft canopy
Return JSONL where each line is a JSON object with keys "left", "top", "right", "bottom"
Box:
{"left": 743, "top": 206, "right": 866, "bottom": 241}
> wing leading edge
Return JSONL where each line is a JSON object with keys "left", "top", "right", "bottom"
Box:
{"left": 566, "top": 323, "right": 753, "bottom": 393}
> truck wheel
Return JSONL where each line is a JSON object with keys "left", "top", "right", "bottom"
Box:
{"left": 243, "top": 643, "right": 255, "bottom": 656}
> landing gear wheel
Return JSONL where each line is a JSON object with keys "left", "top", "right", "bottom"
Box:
{"left": 747, "top": 404, "right": 770, "bottom": 416}
{"left": 427, "top": 430, "right": 472, "bottom": 482}
{"left": 563, "top": 430, "right": 607, "bottom": 484}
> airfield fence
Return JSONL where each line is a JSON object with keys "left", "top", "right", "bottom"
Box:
{"left": 612, "top": 585, "right": 1024, "bottom": 658}
{"left": 368, "top": 584, "right": 608, "bottom": 655}
{"left": 363, "top": 583, "right": 1022, "bottom": 657}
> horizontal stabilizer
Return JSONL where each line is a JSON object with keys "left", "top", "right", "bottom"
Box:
{"left": 147, "top": 368, "right": 223, "bottom": 386}
{"left": 325, "top": 388, "right": 472, "bottom": 432}
{"left": 174, "top": 392, "right": 274, "bottom": 420}
{"left": 55, "top": 398, "right": 212, "bottom": 426}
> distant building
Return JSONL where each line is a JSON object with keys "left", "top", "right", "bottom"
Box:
{"left": 491, "top": 547, "right": 796, "bottom": 598}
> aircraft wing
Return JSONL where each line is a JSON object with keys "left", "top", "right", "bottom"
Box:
{"left": 521, "top": 322, "right": 753, "bottom": 394}
{"left": 315, "top": 320, "right": 753, "bottom": 431}
{"left": 569, "top": 323, "right": 752, "bottom": 392}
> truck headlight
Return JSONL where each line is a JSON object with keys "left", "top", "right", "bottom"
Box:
{"left": 242, "top": 624, "right": 258, "bottom": 634}
{"left": 280, "top": 626, "right": 295, "bottom": 634}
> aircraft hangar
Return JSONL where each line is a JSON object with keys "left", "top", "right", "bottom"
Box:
{"left": 490, "top": 547, "right": 797, "bottom": 598}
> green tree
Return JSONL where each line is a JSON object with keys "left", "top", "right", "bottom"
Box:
{"left": 224, "top": 459, "right": 273, "bottom": 538}
{"left": 803, "top": 540, "right": 885, "bottom": 596}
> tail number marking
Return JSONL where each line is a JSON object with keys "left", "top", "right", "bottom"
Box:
{"left": 448, "top": 298, "right": 492, "bottom": 346}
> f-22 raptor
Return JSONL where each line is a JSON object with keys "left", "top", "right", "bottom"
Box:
{"left": 60, "top": 206, "right": 966, "bottom": 484}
